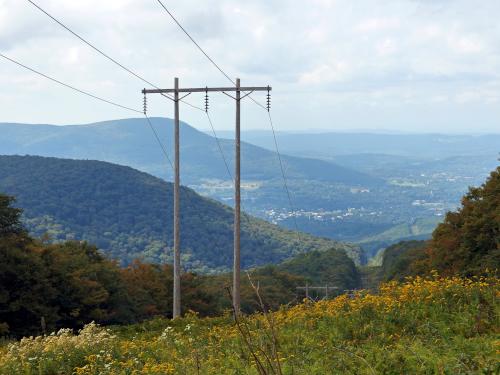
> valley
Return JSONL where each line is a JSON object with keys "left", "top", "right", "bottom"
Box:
{"left": 0, "top": 118, "right": 498, "bottom": 263}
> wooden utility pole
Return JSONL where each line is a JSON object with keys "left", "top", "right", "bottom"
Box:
{"left": 233, "top": 78, "right": 241, "bottom": 313}
{"left": 173, "top": 77, "right": 181, "bottom": 318}
{"left": 142, "top": 80, "right": 271, "bottom": 318}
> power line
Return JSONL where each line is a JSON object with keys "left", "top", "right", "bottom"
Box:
{"left": 205, "top": 111, "right": 233, "bottom": 180}
{"left": 0, "top": 52, "right": 142, "bottom": 114}
{"left": 25, "top": 0, "right": 191, "bottom": 172}
{"left": 155, "top": 0, "right": 269, "bottom": 112}
{"left": 155, "top": 0, "right": 234, "bottom": 85}
{"left": 204, "top": 112, "right": 257, "bottom": 228}
{"left": 25, "top": 0, "right": 300, "bottom": 242}
{"left": 27, "top": 0, "right": 158, "bottom": 89}
{"left": 154, "top": 0, "right": 301, "bottom": 239}
{"left": 1, "top": 52, "right": 175, "bottom": 172}
{"left": 26, "top": 0, "right": 203, "bottom": 112}
{"left": 144, "top": 115, "right": 174, "bottom": 169}
{"left": 154, "top": 0, "right": 266, "bottom": 110}
{"left": 267, "top": 111, "right": 302, "bottom": 241}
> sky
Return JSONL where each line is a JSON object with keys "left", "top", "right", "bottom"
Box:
{"left": 1, "top": 0, "right": 500, "bottom": 133}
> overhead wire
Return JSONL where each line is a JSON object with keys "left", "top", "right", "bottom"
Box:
{"left": 20, "top": 0, "right": 300, "bottom": 239}
{"left": 154, "top": 0, "right": 302, "bottom": 239}
{"left": 0, "top": 52, "right": 142, "bottom": 114}
{"left": 25, "top": 0, "right": 201, "bottom": 171}
{"left": 0, "top": 52, "right": 174, "bottom": 169}
{"left": 205, "top": 111, "right": 233, "bottom": 181}
{"left": 154, "top": 0, "right": 267, "bottom": 111}
{"left": 144, "top": 116, "right": 174, "bottom": 169}
{"left": 27, "top": 0, "right": 265, "bottom": 186}
{"left": 155, "top": 0, "right": 234, "bottom": 85}
{"left": 204, "top": 110, "right": 259, "bottom": 231}
{"left": 266, "top": 111, "right": 301, "bottom": 241}
{"left": 26, "top": 0, "right": 204, "bottom": 112}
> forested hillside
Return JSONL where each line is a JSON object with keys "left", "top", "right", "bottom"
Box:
{"left": 0, "top": 155, "right": 361, "bottom": 271}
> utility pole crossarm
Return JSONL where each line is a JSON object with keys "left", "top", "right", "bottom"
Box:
{"left": 143, "top": 86, "right": 271, "bottom": 94}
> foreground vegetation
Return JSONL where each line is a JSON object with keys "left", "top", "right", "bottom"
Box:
{"left": 1, "top": 274, "right": 498, "bottom": 374}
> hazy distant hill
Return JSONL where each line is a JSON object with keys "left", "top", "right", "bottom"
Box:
{"left": 222, "top": 130, "right": 500, "bottom": 160}
{"left": 0, "top": 118, "right": 380, "bottom": 187}
{"left": 0, "top": 155, "right": 362, "bottom": 272}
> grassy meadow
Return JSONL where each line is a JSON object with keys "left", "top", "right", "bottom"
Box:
{"left": 0, "top": 274, "right": 498, "bottom": 374}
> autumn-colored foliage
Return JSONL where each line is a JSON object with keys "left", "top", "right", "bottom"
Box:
{"left": 1, "top": 274, "right": 498, "bottom": 374}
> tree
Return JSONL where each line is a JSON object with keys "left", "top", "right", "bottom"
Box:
{"left": 380, "top": 240, "right": 427, "bottom": 281}
{"left": 279, "top": 248, "right": 361, "bottom": 290}
{"left": 120, "top": 260, "right": 172, "bottom": 320}
{"left": 0, "top": 194, "right": 24, "bottom": 235}
{"left": 0, "top": 236, "right": 59, "bottom": 337}
{"left": 40, "top": 241, "right": 130, "bottom": 329}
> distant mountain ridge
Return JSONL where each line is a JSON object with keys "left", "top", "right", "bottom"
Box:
{"left": 0, "top": 155, "right": 363, "bottom": 272}
{"left": 0, "top": 118, "right": 380, "bottom": 187}
{"left": 227, "top": 130, "right": 500, "bottom": 160}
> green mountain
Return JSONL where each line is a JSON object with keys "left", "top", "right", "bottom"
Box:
{"left": 0, "top": 155, "right": 362, "bottom": 272}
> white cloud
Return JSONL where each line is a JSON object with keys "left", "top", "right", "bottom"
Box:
{"left": 299, "top": 62, "right": 350, "bottom": 85}
{"left": 355, "top": 17, "right": 401, "bottom": 33}
{"left": 376, "top": 38, "right": 397, "bottom": 56}
{"left": 0, "top": 0, "right": 499, "bottom": 133}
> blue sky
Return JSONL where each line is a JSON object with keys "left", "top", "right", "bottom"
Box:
{"left": 1, "top": 0, "right": 499, "bottom": 133}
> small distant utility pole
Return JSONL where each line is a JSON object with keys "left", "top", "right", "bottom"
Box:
{"left": 143, "top": 78, "right": 271, "bottom": 317}
{"left": 296, "top": 285, "right": 340, "bottom": 301}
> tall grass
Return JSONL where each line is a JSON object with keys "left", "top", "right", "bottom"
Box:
{"left": 0, "top": 274, "right": 498, "bottom": 374}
